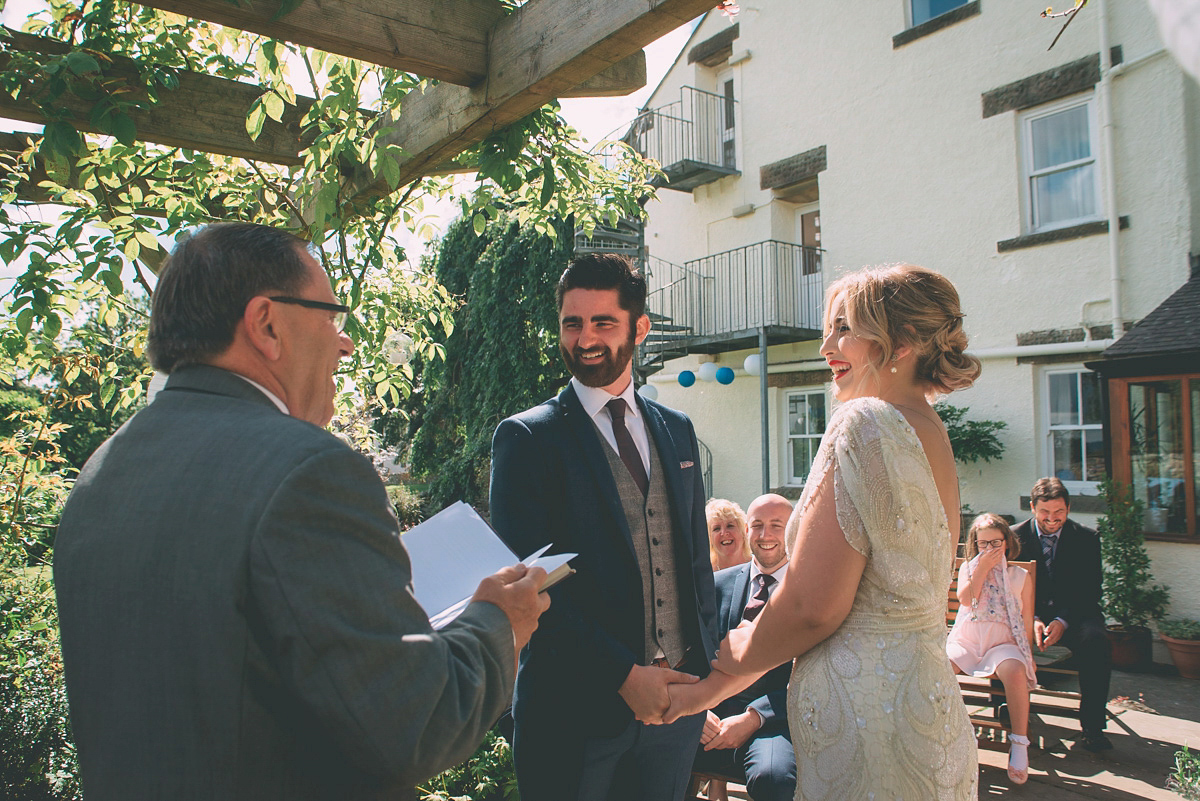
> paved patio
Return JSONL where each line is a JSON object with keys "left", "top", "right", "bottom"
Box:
{"left": 971, "top": 651, "right": 1200, "bottom": 800}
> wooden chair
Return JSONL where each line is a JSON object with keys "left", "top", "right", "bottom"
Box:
{"left": 947, "top": 557, "right": 1082, "bottom": 749}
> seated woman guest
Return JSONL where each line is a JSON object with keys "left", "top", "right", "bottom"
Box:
{"left": 707, "top": 498, "right": 752, "bottom": 571}
{"left": 663, "top": 264, "right": 981, "bottom": 800}
{"left": 948, "top": 513, "right": 1036, "bottom": 785}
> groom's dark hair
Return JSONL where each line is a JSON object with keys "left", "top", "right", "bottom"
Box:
{"left": 556, "top": 253, "right": 647, "bottom": 321}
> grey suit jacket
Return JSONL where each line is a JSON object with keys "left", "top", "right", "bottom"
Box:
{"left": 54, "top": 365, "right": 515, "bottom": 801}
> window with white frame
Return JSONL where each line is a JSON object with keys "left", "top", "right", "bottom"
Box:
{"left": 1045, "top": 368, "right": 1105, "bottom": 491}
{"left": 786, "top": 389, "right": 827, "bottom": 485}
{"left": 1021, "top": 95, "right": 1101, "bottom": 232}
{"left": 911, "top": 0, "right": 968, "bottom": 26}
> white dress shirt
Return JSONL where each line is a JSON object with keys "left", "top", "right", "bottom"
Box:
{"left": 570, "top": 377, "right": 651, "bottom": 476}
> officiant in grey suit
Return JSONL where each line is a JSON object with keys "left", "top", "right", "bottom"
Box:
{"left": 53, "top": 222, "right": 549, "bottom": 801}
{"left": 490, "top": 253, "right": 718, "bottom": 801}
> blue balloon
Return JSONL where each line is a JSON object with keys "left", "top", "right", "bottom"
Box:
{"left": 678, "top": 370, "right": 696, "bottom": 387}
{"left": 715, "top": 366, "right": 735, "bottom": 385}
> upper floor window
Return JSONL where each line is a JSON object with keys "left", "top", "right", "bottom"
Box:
{"left": 786, "top": 389, "right": 827, "bottom": 485}
{"left": 1021, "top": 95, "right": 1101, "bottom": 232}
{"left": 1045, "top": 368, "right": 1104, "bottom": 492}
{"left": 911, "top": 0, "right": 969, "bottom": 26}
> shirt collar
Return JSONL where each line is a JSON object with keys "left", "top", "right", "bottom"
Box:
{"left": 571, "top": 376, "right": 641, "bottom": 422}
{"left": 234, "top": 374, "right": 290, "bottom": 415}
{"left": 751, "top": 559, "right": 788, "bottom": 584}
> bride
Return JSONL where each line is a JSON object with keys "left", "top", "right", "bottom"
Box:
{"left": 666, "top": 264, "right": 980, "bottom": 800}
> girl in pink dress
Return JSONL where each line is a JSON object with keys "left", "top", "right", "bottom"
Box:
{"left": 948, "top": 513, "right": 1037, "bottom": 785}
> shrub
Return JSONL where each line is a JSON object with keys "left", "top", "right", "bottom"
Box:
{"left": 1097, "top": 479, "right": 1170, "bottom": 630}
{"left": 418, "top": 727, "right": 518, "bottom": 801}
{"left": 1170, "top": 745, "right": 1200, "bottom": 800}
{"left": 387, "top": 484, "right": 427, "bottom": 531}
{"left": 1160, "top": 618, "right": 1200, "bottom": 640}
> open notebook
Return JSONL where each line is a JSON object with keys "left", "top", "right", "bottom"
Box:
{"left": 401, "top": 501, "right": 575, "bottom": 629}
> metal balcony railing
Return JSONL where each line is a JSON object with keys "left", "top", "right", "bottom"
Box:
{"left": 645, "top": 241, "right": 824, "bottom": 342}
{"left": 626, "top": 86, "right": 738, "bottom": 190}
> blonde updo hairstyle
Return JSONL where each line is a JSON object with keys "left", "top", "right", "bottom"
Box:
{"left": 824, "top": 264, "right": 981, "bottom": 396}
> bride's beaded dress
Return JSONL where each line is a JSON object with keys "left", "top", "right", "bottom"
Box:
{"left": 786, "top": 398, "right": 977, "bottom": 801}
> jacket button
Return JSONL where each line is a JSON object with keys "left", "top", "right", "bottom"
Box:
{"left": 652, "top": 537, "right": 660, "bottom": 546}
{"left": 658, "top": 628, "right": 665, "bottom": 638}
{"left": 648, "top": 508, "right": 655, "bottom": 517}
{"left": 655, "top": 568, "right": 663, "bottom": 576}
{"left": 657, "top": 599, "right": 664, "bottom": 607}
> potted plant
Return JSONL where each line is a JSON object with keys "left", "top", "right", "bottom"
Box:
{"left": 1160, "top": 618, "right": 1200, "bottom": 679}
{"left": 1097, "top": 479, "right": 1170, "bottom": 669}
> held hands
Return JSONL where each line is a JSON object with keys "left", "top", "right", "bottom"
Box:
{"left": 472, "top": 564, "right": 550, "bottom": 652}
{"left": 619, "top": 664, "right": 699, "bottom": 725}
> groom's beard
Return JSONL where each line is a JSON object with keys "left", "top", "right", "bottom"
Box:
{"left": 560, "top": 327, "right": 636, "bottom": 389}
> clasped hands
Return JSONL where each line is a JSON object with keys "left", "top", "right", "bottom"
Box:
{"left": 1034, "top": 617, "right": 1065, "bottom": 650}
{"left": 621, "top": 620, "right": 757, "bottom": 727}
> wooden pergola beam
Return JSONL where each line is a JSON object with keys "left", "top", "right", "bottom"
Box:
{"left": 0, "top": 29, "right": 316, "bottom": 165}
{"left": 351, "top": 0, "right": 714, "bottom": 200}
{"left": 134, "top": 0, "right": 508, "bottom": 87}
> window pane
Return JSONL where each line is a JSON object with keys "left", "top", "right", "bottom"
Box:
{"left": 788, "top": 396, "right": 807, "bottom": 435}
{"left": 790, "top": 438, "right": 809, "bottom": 482}
{"left": 1031, "top": 105, "right": 1090, "bottom": 170}
{"left": 1081, "top": 371, "right": 1102, "bottom": 425}
{"left": 1192, "top": 383, "right": 1199, "bottom": 535}
{"left": 1128, "top": 380, "right": 1184, "bottom": 533}
{"left": 808, "top": 393, "right": 826, "bottom": 433}
{"left": 1084, "top": 427, "right": 1105, "bottom": 482}
{"left": 1033, "top": 163, "right": 1096, "bottom": 226}
{"left": 1049, "top": 373, "right": 1079, "bottom": 426}
{"left": 912, "top": 0, "right": 967, "bottom": 26}
{"left": 1052, "top": 429, "right": 1083, "bottom": 481}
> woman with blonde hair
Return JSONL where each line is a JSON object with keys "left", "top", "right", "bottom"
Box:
{"left": 663, "top": 264, "right": 981, "bottom": 800}
{"left": 706, "top": 498, "right": 752, "bottom": 571}
{"left": 948, "top": 513, "right": 1036, "bottom": 785}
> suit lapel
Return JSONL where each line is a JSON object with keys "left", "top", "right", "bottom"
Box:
{"left": 558, "top": 384, "right": 636, "bottom": 556}
{"left": 730, "top": 565, "right": 753, "bottom": 630}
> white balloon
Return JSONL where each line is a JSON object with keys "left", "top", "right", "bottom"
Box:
{"left": 383, "top": 332, "right": 415, "bottom": 366}
{"left": 698, "top": 362, "right": 718, "bottom": 382}
{"left": 743, "top": 354, "right": 762, "bottom": 376}
{"left": 637, "top": 383, "right": 658, "bottom": 401}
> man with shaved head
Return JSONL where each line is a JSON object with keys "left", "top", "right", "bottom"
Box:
{"left": 691, "top": 494, "right": 797, "bottom": 801}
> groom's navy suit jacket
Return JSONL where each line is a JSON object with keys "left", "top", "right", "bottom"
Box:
{"left": 490, "top": 383, "right": 718, "bottom": 790}
{"left": 711, "top": 564, "right": 791, "bottom": 732}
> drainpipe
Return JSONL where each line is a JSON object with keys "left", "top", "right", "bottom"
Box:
{"left": 1097, "top": 0, "right": 1124, "bottom": 339}
{"left": 759, "top": 328, "right": 769, "bottom": 495}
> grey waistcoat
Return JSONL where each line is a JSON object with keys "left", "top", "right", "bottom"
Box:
{"left": 599, "top": 436, "right": 687, "bottom": 667}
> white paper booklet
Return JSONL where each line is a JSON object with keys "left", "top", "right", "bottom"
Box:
{"left": 401, "top": 501, "right": 575, "bottom": 629}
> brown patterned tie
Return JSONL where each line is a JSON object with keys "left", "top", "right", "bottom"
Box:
{"left": 743, "top": 573, "right": 774, "bottom": 622}
{"left": 606, "top": 398, "right": 648, "bottom": 496}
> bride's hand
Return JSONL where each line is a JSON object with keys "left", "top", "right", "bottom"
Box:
{"left": 712, "top": 620, "right": 756, "bottom": 676}
{"left": 662, "top": 673, "right": 732, "bottom": 724}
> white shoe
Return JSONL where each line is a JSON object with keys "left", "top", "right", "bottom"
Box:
{"left": 1008, "top": 733, "right": 1030, "bottom": 785}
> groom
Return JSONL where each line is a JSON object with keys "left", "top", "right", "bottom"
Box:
{"left": 490, "top": 252, "right": 718, "bottom": 801}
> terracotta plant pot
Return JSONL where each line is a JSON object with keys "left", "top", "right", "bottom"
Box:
{"left": 1162, "top": 634, "right": 1200, "bottom": 679}
{"left": 1106, "top": 625, "right": 1153, "bottom": 670}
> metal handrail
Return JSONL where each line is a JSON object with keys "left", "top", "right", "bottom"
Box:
{"left": 644, "top": 241, "right": 825, "bottom": 342}
{"left": 626, "top": 86, "right": 736, "bottom": 173}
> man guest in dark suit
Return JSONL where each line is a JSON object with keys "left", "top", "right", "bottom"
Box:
{"left": 53, "top": 223, "right": 549, "bottom": 800}
{"left": 694, "top": 493, "right": 797, "bottom": 801}
{"left": 1014, "top": 476, "right": 1113, "bottom": 751}
{"left": 490, "top": 253, "right": 718, "bottom": 801}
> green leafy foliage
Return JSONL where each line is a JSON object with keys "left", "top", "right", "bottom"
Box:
{"left": 934, "top": 403, "right": 1007, "bottom": 464}
{"left": 1159, "top": 618, "right": 1200, "bottom": 640}
{"left": 402, "top": 214, "right": 571, "bottom": 513}
{"left": 386, "top": 484, "right": 426, "bottom": 531}
{"left": 1170, "top": 745, "right": 1200, "bottom": 800}
{"left": 417, "top": 728, "right": 518, "bottom": 801}
{"left": 1097, "top": 479, "right": 1170, "bottom": 630}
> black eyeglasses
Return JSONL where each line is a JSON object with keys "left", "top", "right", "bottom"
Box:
{"left": 270, "top": 296, "right": 351, "bottom": 331}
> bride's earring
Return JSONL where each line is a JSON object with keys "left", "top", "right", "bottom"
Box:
{"left": 890, "top": 357, "right": 898, "bottom": 374}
